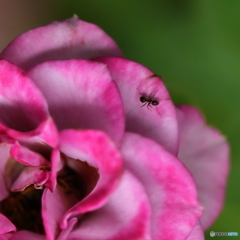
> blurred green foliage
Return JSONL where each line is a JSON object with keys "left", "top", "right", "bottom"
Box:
{"left": 37, "top": 0, "right": 240, "bottom": 238}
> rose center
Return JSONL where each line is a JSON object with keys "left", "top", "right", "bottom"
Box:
{"left": 57, "top": 161, "right": 99, "bottom": 200}
{"left": 57, "top": 166, "right": 85, "bottom": 200}
{"left": 0, "top": 185, "right": 45, "bottom": 234}
{"left": 0, "top": 159, "right": 99, "bottom": 235}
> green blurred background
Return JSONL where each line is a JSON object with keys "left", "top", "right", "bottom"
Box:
{"left": 1, "top": 0, "right": 239, "bottom": 239}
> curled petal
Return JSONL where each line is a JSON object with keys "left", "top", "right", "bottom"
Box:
{"left": 11, "top": 166, "right": 50, "bottom": 191}
{"left": 0, "top": 16, "right": 123, "bottom": 71}
{"left": 95, "top": 57, "right": 178, "bottom": 155}
{"left": 57, "top": 218, "right": 77, "bottom": 240}
{"left": 10, "top": 145, "right": 49, "bottom": 167}
{"left": 42, "top": 187, "right": 79, "bottom": 240}
{"left": 58, "top": 129, "right": 123, "bottom": 229}
{"left": 27, "top": 59, "right": 125, "bottom": 146}
{"left": 177, "top": 105, "right": 229, "bottom": 229}
{"left": 67, "top": 171, "right": 151, "bottom": 240}
{"left": 49, "top": 149, "right": 63, "bottom": 191}
{"left": 5, "top": 118, "right": 59, "bottom": 149}
{"left": 0, "top": 60, "right": 58, "bottom": 148}
{"left": 0, "top": 214, "right": 16, "bottom": 234}
{"left": 0, "top": 139, "right": 28, "bottom": 199}
{"left": 0, "top": 59, "right": 48, "bottom": 132}
{"left": 121, "top": 132, "right": 203, "bottom": 240}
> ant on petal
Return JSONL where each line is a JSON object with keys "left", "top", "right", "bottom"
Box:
{"left": 139, "top": 93, "right": 159, "bottom": 109}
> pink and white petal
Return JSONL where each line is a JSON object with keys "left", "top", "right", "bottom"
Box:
{"left": 57, "top": 218, "right": 77, "bottom": 240}
{"left": 10, "top": 144, "right": 49, "bottom": 167}
{"left": 0, "top": 139, "right": 27, "bottom": 199}
{"left": 42, "top": 187, "right": 79, "bottom": 240}
{"left": 177, "top": 105, "right": 229, "bottom": 230}
{"left": 0, "top": 60, "right": 58, "bottom": 148}
{"left": 67, "top": 171, "right": 151, "bottom": 240}
{"left": 6, "top": 118, "right": 59, "bottom": 149}
{"left": 186, "top": 222, "right": 204, "bottom": 240}
{"left": 8, "top": 231, "right": 46, "bottom": 240}
{"left": 11, "top": 166, "right": 50, "bottom": 191}
{"left": 0, "top": 142, "right": 12, "bottom": 200}
{"left": 49, "top": 148, "right": 64, "bottom": 191}
{"left": 0, "top": 234, "right": 12, "bottom": 240}
{"left": 27, "top": 59, "right": 125, "bottom": 146}
{"left": 121, "top": 132, "right": 203, "bottom": 240}
{"left": 95, "top": 57, "right": 178, "bottom": 155}
{"left": 0, "top": 214, "right": 16, "bottom": 234}
{"left": 59, "top": 129, "right": 123, "bottom": 229}
{"left": 0, "top": 16, "right": 123, "bottom": 71}
{"left": 0, "top": 60, "right": 49, "bottom": 133}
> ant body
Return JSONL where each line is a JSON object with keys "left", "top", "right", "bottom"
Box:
{"left": 139, "top": 93, "right": 159, "bottom": 109}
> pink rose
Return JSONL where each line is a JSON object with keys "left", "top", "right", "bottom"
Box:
{"left": 0, "top": 16, "right": 229, "bottom": 240}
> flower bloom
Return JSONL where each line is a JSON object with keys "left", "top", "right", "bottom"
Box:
{"left": 0, "top": 16, "right": 229, "bottom": 240}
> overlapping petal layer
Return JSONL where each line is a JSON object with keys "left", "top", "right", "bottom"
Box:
{"left": 27, "top": 60, "right": 125, "bottom": 146}
{"left": 58, "top": 129, "right": 123, "bottom": 228}
{"left": 0, "top": 16, "right": 123, "bottom": 71}
{"left": 177, "top": 105, "right": 229, "bottom": 229}
{"left": 42, "top": 129, "right": 123, "bottom": 239}
{"left": 66, "top": 171, "right": 151, "bottom": 240}
{"left": 0, "top": 59, "right": 48, "bottom": 132}
{"left": 0, "top": 59, "right": 59, "bottom": 148}
{"left": 121, "top": 132, "right": 203, "bottom": 240}
{"left": 42, "top": 187, "right": 79, "bottom": 240}
{"left": 95, "top": 57, "right": 178, "bottom": 155}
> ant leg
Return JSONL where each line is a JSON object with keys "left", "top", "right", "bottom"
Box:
{"left": 149, "top": 92, "right": 157, "bottom": 99}
{"left": 147, "top": 102, "right": 152, "bottom": 110}
{"left": 141, "top": 102, "right": 147, "bottom": 107}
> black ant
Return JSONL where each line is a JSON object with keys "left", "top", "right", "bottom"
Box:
{"left": 139, "top": 93, "right": 159, "bottom": 109}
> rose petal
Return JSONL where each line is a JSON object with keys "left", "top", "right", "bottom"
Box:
{"left": 186, "top": 222, "right": 204, "bottom": 240}
{"left": 0, "top": 60, "right": 58, "bottom": 148}
{"left": 11, "top": 166, "right": 49, "bottom": 191}
{"left": 177, "top": 105, "right": 229, "bottom": 229}
{"left": 42, "top": 187, "right": 79, "bottom": 240}
{"left": 121, "top": 132, "right": 203, "bottom": 240}
{"left": 0, "top": 138, "right": 27, "bottom": 199}
{"left": 10, "top": 144, "right": 49, "bottom": 167}
{"left": 16, "top": 118, "right": 59, "bottom": 148}
{"left": 95, "top": 57, "right": 178, "bottom": 155}
{"left": 57, "top": 218, "right": 77, "bottom": 240}
{"left": 0, "top": 214, "right": 16, "bottom": 234}
{"left": 0, "top": 16, "right": 123, "bottom": 71}
{"left": 8, "top": 231, "right": 46, "bottom": 240}
{"left": 27, "top": 59, "right": 125, "bottom": 146}
{"left": 58, "top": 129, "right": 123, "bottom": 229}
{"left": 67, "top": 171, "right": 151, "bottom": 240}
{"left": 0, "top": 143, "right": 12, "bottom": 200}
{"left": 48, "top": 148, "right": 63, "bottom": 191}
{"left": 0, "top": 59, "right": 48, "bottom": 132}
{"left": 5, "top": 118, "right": 59, "bottom": 149}
{"left": 0, "top": 234, "right": 12, "bottom": 240}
